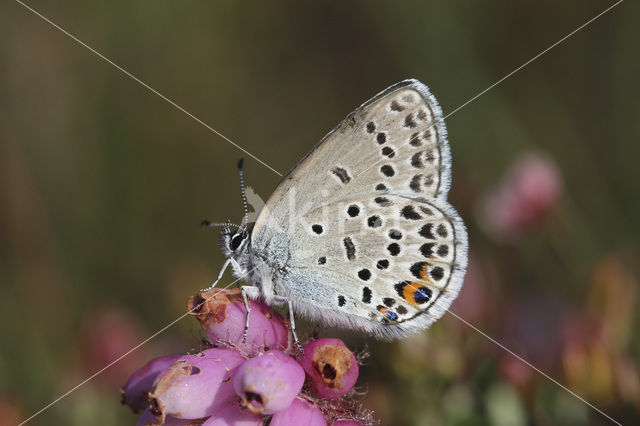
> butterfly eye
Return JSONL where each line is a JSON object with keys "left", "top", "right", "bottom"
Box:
{"left": 230, "top": 234, "right": 244, "bottom": 251}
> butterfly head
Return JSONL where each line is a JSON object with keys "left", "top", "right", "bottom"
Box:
{"left": 220, "top": 221, "right": 250, "bottom": 258}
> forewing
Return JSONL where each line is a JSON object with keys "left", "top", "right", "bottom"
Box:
{"left": 252, "top": 79, "right": 451, "bottom": 252}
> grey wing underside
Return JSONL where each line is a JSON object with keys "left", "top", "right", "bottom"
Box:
{"left": 249, "top": 79, "right": 467, "bottom": 338}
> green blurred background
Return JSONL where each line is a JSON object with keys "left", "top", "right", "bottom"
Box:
{"left": 1, "top": 1, "right": 638, "bottom": 425}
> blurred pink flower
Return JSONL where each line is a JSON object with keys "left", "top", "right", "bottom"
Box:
{"left": 83, "top": 307, "right": 149, "bottom": 386}
{"left": 450, "top": 253, "right": 489, "bottom": 324}
{"left": 479, "top": 152, "right": 563, "bottom": 240}
{"left": 0, "top": 394, "right": 25, "bottom": 426}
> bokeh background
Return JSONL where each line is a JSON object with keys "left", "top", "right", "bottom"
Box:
{"left": 1, "top": 1, "right": 639, "bottom": 425}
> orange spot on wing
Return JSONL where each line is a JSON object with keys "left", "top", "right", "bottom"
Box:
{"left": 419, "top": 264, "right": 431, "bottom": 280}
{"left": 404, "top": 282, "right": 430, "bottom": 306}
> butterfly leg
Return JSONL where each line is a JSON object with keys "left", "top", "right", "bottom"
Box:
{"left": 240, "top": 285, "right": 261, "bottom": 343}
{"left": 273, "top": 295, "right": 303, "bottom": 354}
{"left": 201, "top": 258, "right": 231, "bottom": 291}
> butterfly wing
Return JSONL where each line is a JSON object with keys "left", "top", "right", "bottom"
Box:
{"left": 249, "top": 79, "right": 466, "bottom": 337}
{"left": 273, "top": 193, "right": 467, "bottom": 338}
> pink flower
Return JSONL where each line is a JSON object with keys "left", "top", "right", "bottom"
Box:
{"left": 136, "top": 409, "right": 202, "bottom": 425}
{"left": 122, "top": 353, "right": 182, "bottom": 413}
{"left": 480, "top": 152, "right": 563, "bottom": 240}
{"left": 270, "top": 397, "right": 327, "bottom": 426}
{"left": 83, "top": 307, "right": 149, "bottom": 386}
{"left": 124, "top": 290, "right": 377, "bottom": 424}
{"left": 188, "top": 288, "right": 288, "bottom": 355}
{"left": 233, "top": 350, "right": 305, "bottom": 415}
{"left": 202, "top": 400, "right": 262, "bottom": 425}
{"left": 149, "top": 348, "right": 245, "bottom": 422}
{"left": 299, "top": 338, "right": 359, "bottom": 398}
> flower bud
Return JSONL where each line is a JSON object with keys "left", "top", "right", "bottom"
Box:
{"left": 149, "top": 348, "right": 245, "bottom": 421}
{"left": 300, "top": 339, "right": 359, "bottom": 398}
{"left": 122, "top": 354, "right": 182, "bottom": 413}
{"left": 233, "top": 350, "right": 305, "bottom": 415}
{"left": 202, "top": 400, "right": 262, "bottom": 425}
{"left": 269, "top": 397, "right": 327, "bottom": 426}
{"left": 188, "top": 288, "right": 288, "bottom": 355}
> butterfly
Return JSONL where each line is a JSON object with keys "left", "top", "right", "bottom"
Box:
{"left": 211, "top": 79, "right": 468, "bottom": 342}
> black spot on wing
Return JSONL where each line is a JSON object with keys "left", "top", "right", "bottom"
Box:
{"left": 400, "top": 205, "right": 422, "bottom": 220}
{"left": 420, "top": 243, "right": 435, "bottom": 258}
{"left": 419, "top": 224, "right": 435, "bottom": 239}
{"left": 404, "top": 113, "right": 417, "bottom": 128}
{"left": 368, "top": 215, "right": 382, "bottom": 228}
{"left": 390, "top": 100, "right": 405, "bottom": 111}
{"left": 410, "top": 261, "right": 429, "bottom": 279}
{"left": 374, "top": 196, "right": 392, "bottom": 206}
{"left": 358, "top": 269, "right": 372, "bottom": 281}
{"left": 431, "top": 266, "right": 445, "bottom": 281}
{"left": 376, "top": 259, "right": 389, "bottom": 269}
{"left": 381, "top": 146, "right": 395, "bottom": 158}
{"left": 381, "top": 165, "right": 395, "bottom": 177}
{"left": 410, "top": 175, "right": 422, "bottom": 192}
{"left": 387, "top": 243, "right": 401, "bottom": 256}
{"left": 362, "top": 287, "right": 372, "bottom": 304}
{"left": 366, "top": 121, "right": 376, "bottom": 133}
{"left": 411, "top": 152, "right": 423, "bottom": 168}
{"left": 343, "top": 237, "right": 356, "bottom": 260}
{"left": 388, "top": 229, "right": 402, "bottom": 240}
{"left": 331, "top": 167, "right": 351, "bottom": 184}
{"left": 409, "top": 132, "right": 422, "bottom": 147}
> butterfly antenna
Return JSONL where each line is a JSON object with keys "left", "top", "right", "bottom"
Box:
{"left": 200, "top": 220, "right": 243, "bottom": 229}
{"left": 237, "top": 158, "right": 250, "bottom": 229}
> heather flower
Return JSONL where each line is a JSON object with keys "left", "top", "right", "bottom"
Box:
{"left": 122, "top": 354, "right": 182, "bottom": 413}
{"left": 299, "top": 338, "right": 359, "bottom": 398}
{"left": 124, "top": 290, "right": 376, "bottom": 424}
{"left": 269, "top": 397, "right": 327, "bottom": 426}
{"left": 84, "top": 307, "right": 149, "bottom": 386}
{"left": 136, "top": 409, "right": 203, "bottom": 425}
{"left": 202, "top": 400, "right": 262, "bottom": 425}
{"left": 187, "top": 288, "right": 288, "bottom": 355}
{"left": 149, "top": 348, "right": 245, "bottom": 422}
{"left": 479, "top": 152, "right": 563, "bottom": 240}
{"left": 233, "top": 350, "right": 305, "bottom": 415}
